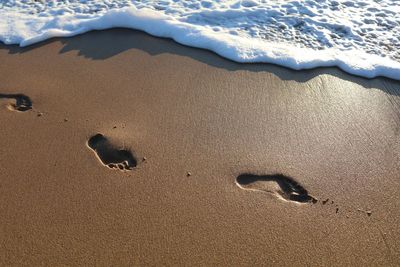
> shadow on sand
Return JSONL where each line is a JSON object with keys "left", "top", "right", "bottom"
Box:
{"left": 1, "top": 28, "right": 399, "bottom": 96}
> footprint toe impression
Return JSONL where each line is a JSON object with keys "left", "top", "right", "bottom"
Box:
{"left": 236, "top": 173, "right": 317, "bottom": 204}
{"left": 0, "top": 93, "right": 32, "bottom": 112}
{"left": 88, "top": 133, "right": 137, "bottom": 171}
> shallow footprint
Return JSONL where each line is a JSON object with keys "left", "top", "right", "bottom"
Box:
{"left": 236, "top": 173, "right": 317, "bottom": 204}
{"left": 87, "top": 133, "right": 137, "bottom": 171}
{"left": 0, "top": 93, "right": 32, "bottom": 112}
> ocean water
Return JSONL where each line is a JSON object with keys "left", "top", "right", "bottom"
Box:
{"left": 1, "top": 0, "right": 399, "bottom": 80}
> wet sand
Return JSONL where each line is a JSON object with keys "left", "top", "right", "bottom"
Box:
{"left": 0, "top": 29, "right": 399, "bottom": 266}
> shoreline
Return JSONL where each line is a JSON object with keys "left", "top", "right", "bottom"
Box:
{"left": 0, "top": 28, "right": 399, "bottom": 266}
{"left": 2, "top": 4, "right": 400, "bottom": 81}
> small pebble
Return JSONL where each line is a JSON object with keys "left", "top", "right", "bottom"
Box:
{"left": 143, "top": 157, "right": 147, "bottom": 161}
{"left": 37, "top": 112, "right": 42, "bottom": 117}
{"left": 64, "top": 118, "right": 68, "bottom": 122}
{"left": 113, "top": 126, "right": 117, "bottom": 129}
{"left": 367, "top": 211, "right": 372, "bottom": 216}
{"left": 187, "top": 172, "right": 192, "bottom": 177}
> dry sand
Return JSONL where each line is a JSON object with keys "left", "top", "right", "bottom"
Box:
{"left": 0, "top": 29, "right": 399, "bottom": 266}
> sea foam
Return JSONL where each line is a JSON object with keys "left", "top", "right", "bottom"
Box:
{"left": 1, "top": 0, "right": 399, "bottom": 80}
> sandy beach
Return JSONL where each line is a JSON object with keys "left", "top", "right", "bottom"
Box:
{"left": 0, "top": 29, "right": 399, "bottom": 266}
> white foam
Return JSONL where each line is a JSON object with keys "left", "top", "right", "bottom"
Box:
{"left": 1, "top": 0, "right": 400, "bottom": 80}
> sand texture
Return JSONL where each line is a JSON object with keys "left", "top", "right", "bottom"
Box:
{"left": 0, "top": 29, "right": 399, "bottom": 266}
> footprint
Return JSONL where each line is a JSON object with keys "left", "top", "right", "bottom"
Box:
{"left": 87, "top": 133, "right": 137, "bottom": 171}
{"left": 236, "top": 173, "right": 317, "bottom": 204}
{"left": 0, "top": 93, "right": 32, "bottom": 112}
